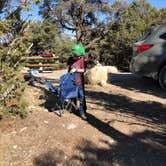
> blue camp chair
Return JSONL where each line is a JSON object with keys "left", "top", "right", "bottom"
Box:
{"left": 43, "top": 73, "right": 78, "bottom": 116}
{"left": 43, "top": 81, "right": 59, "bottom": 94}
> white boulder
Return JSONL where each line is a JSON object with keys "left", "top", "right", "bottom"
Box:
{"left": 85, "top": 63, "right": 118, "bottom": 86}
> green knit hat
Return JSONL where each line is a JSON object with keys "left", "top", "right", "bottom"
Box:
{"left": 71, "top": 44, "right": 85, "bottom": 56}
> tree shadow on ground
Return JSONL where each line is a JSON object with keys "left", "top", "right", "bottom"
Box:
{"left": 39, "top": 90, "right": 62, "bottom": 112}
{"left": 82, "top": 90, "right": 165, "bottom": 165}
{"left": 86, "top": 90, "right": 166, "bottom": 126}
{"left": 36, "top": 83, "right": 62, "bottom": 112}
{"left": 68, "top": 119, "right": 166, "bottom": 166}
{"left": 33, "top": 89, "right": 166, "bottom": 166}
{"left": 67, "top": 87, "right": 166, "bottom": 165}
{"left": 33, "top": 113, "right": 166, "bottom": 166}
{"left": 109, "top": 73, "right": 166, "bottom": 98}
{"left": 33, "top": 148, "right": 66, "bottom": 166}
{"left": 24, "top": 75, "right": 62, "bottom": 112}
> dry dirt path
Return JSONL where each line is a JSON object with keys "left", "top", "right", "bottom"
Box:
{"left": 0, "top": 70, "right": 166, "bottom": 166}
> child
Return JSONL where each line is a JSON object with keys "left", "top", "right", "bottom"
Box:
{"left": 70, "top": 44, "right": 87, "bottom": 120}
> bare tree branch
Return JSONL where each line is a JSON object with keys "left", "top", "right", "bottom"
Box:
{"left": 85, "top": 37, "right": 101, "bottom": 49}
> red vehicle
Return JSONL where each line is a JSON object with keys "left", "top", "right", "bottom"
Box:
{"left": 39, "top": 54, "right": 55, "bottom": 57}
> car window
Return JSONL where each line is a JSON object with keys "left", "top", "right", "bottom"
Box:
{"left": 159, "top": 32, "right": 166, "bottom": 40}
{"left": 140, "top": 28, "right": 153, "bottom": 41}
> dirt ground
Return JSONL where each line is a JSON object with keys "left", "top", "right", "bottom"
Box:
{"left": 0, "top": 69, "right": 166, "bottom": 166}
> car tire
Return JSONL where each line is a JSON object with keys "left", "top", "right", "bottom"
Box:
{"left": 159, "top": 65, "right": 166, "bottom": 90}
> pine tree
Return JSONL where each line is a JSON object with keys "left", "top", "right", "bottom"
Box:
{"left": 0, "top": 0, "right": 37, "bottom": 117}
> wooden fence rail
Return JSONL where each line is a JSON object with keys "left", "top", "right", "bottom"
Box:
{"left": 22, "top": 56, "right": 67, "bottom": 69}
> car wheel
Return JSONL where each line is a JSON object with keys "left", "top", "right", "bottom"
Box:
{"left": 159, "top": 65, "right": 166, "bottom": 90}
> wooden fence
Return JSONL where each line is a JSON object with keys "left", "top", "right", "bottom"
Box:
{"left": 22, "top": 56, "right": 67, "bottom": 70}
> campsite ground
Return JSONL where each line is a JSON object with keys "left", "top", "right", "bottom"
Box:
{"left": 0, "top": 69, "right": 166, "bottom": 166}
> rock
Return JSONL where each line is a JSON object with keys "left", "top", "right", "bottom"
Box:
{"left": 66, "top": 123, "right": 77, "bottom": 129}
{"left": 108, "top": 138, "right": 115, "bottom": 145}
{"left": 85, "top": 63, "right": 118, "bottom": 86}
{"left": 13, "top": 145, "right": 17, "bottom": 149}
{"left": 44, "top": 109, "right": 48, "bottom": 112}
{"left": 20, "top": 127, "right": 27, "bottom": 133}
{"left": 44, "top": 120, "right": 48, "bottom": 124}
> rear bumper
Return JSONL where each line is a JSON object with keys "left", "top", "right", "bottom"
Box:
{"left": 130, "top": 58, "right": 158, "bottom": 79}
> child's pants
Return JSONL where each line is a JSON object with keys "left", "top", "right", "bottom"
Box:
{"left": 77, "top": 84, "right": 87, "bottom": 115}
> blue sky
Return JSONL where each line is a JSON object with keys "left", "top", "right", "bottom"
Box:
{"left": 129, "top": 0, "right": 166, "bottom": 9}
{"left": 21, "top": 0, "right": 166, "bottom": 21}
